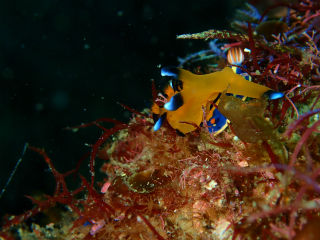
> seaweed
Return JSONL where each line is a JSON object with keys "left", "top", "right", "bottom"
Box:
{"left": 2, "top": 1, "right": 320, "bottom": 239}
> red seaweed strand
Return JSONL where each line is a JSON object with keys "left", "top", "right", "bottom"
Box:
{"left": 289, "top": 120, "right": 320, "bottom": 167}
{"left": 262, "top": 141, "right": 282, "bottom": 173}
{"left": 262, "top": 58, "right": 300, "bottom": 78}
{"left": 88, "top": 124, "right": 129, "bottom": 198}
{"left": 73, "top": 152, "right": 91, "bottom": 181}
{"left": 64, "top": 118, "right": 125, "bottom": 130}
{"left": 283, "top": 108, "right": 320, "bottom": 138}
{"left": 118, "top": 102, "right": 148, "bottom": 118}
{"left": 247, "top": 22, "right": 260, "bottom": 71}
{"left": 130, "top": 207, "right": 165, "bottom": 240}
{"left": 151, "top": 79, "right": 159, "bottom": 102}
{"left": 79, "top": 174, "right": 115, "bottom": 215}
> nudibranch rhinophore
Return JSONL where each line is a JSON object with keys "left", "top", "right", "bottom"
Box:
{"left": 150, "top": 66, "right": 284, "bottom": 135}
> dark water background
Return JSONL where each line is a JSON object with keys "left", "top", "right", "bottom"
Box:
{"left": 0, "top": 0, "right": 245, "bottom": 223}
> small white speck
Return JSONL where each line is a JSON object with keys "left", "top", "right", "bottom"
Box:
{"left": 205, "top": 180, "right": 217, "bottom": 190}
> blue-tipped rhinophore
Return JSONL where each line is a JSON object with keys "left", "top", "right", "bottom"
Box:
{"left": 153, "top": 112, "right": 167, "bottom": 131}
{"left": 164, "top": 93, "right": 184, "bottom": 111}
{"left": 263, "top": 90, "right": 284, "bottom": 100}
{"left": 161, "top": 67, "right": 179, "bottom": 78}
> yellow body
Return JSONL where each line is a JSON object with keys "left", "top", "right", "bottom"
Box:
{"left": 153, "top": 67, "right": 274, "bottom": 134}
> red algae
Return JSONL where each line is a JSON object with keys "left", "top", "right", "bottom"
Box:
{"left": 2, "top": 1, "right": 320, "bottom": 240}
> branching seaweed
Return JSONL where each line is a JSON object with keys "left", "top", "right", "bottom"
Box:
{"left": 2, "top": 1, "right": 320, "bottom": 240}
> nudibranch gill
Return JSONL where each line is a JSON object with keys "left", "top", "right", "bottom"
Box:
{"left": 150, "top": 66, "right": 284, "bottom": 135}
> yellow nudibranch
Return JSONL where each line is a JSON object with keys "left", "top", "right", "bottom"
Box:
{"left": 150, "top": 66, "right": 284, "bottom": 135}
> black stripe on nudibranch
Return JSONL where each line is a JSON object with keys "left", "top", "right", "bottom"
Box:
{"left": 164, "top": 92, "right": 184, "bottom": 111}
{"left": 171, "top": 78, "right": 184, "bottom": 92}
{"left": 175, "top": 128, "right": 186, "bottom": 137}
{"left": 153, "top": 112, "right": 167, "bottom": 131}
{"left": 263, "top": 90, "right": 284, "bottom": 100}
{"left": 212, "top": 93, "right": 222, "bottom": 104}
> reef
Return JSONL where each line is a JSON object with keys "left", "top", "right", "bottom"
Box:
{"left": 2, "top": 1, "right": 320, "bottom": 240}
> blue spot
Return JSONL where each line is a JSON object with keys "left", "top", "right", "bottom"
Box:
{"left": 83, "top": 221, "right": 91, "bottom": 227}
